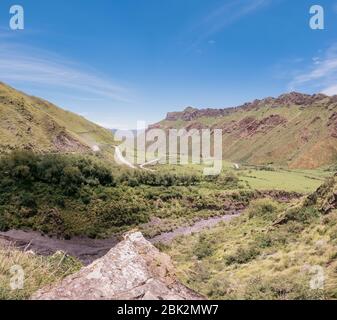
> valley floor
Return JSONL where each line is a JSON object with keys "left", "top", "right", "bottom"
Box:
{"left": 157, "top": 161, "right": 331, "bottom": 193}
{"left": 0, "top": 151, "right": 336, "bottom": 300}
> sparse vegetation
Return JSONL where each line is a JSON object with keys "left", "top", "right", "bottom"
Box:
{"left": 164, "top": 184, "right": 337, "bottom": 300}
{"left": 0, "top": 244, "right": 82, "bottom": 300}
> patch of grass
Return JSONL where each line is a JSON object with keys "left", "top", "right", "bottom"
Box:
{"left": 247, "top": 199, "right": 282, "bottom": 220}
{"left": 0, "top": 244, "right": 82, "bottom": 300}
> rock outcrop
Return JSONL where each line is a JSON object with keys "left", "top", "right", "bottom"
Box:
{"left": 32, "top": 232, "right": 203, "bottom": 300}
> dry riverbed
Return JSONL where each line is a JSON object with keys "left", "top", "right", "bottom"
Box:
{"left": 0, "top": 212, "right": 241, "bottom": 264}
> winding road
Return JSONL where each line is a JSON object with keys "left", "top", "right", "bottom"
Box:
{"left": 114, "top": 146, "right": 136, "bottom": 169}
{"left": 114, "top": 146, "right": 160, "bottom": 171}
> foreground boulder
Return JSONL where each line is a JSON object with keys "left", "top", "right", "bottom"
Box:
{"left": 32, "top": 232, "right": 203, "bottom": 300}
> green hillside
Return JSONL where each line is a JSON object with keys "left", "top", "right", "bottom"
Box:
{"left": 165, "top": 176, "right": 337, "bottom": 300}
{"left": 0, "top": 82, "right": 116, "bottom": 157}
{"left": 151, "top": 92, "right": 337, "bottom": 169}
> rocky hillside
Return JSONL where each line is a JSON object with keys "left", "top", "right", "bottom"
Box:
{"left": 32, "top": 232, "right": 203, "bottom": 300}
{"left": 151, "top": 92, "right": 337, "bottom": 169}
{"left": 0, "top": 82, "right": 115, "bottom": 155}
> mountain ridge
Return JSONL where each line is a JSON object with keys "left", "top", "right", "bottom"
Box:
{"left": 151, "top": 92, "right": 337, "bottom": 169}
{"left": 162, "top": 92, "right": 335, "bottom": 122}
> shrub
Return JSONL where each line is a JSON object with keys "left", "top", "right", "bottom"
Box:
{"left": 120, "top": 171, "right": 201, "bottom": 187}
{"left": 93, "top": 195, "right": 149, "bottom": 229}
{"left": 18, "top": 192, "right": 37, "bottom": 209}
{"left": 282, "top": 206, "right": 320, "bottom": 225}
{"left": 254, "top": 233, "right": 273, "bottom": 248}
{"left": 205, "top": 172, "right": 240, "bottom": 189}
{"left": 194, "top": 235, "right": 214, "bottom": 259}
{"left": 248, "top": 199, "right": 281, "bottom": 220}
{"left": 224, "top": 245, "right": 260, "bottom": 265}
{"left": 0, "top": 151, "right": 115, "bottom": 188}
{"left": 0, "top": 211, "right": 9, "bottom": 232}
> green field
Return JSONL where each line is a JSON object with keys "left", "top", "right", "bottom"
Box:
{"left": 155, "top": 161, "right": 330, "bottom": 194}
{"left": 238, "top": 166, "right": 330, "bottom": 193}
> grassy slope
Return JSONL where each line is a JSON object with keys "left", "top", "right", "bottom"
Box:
{"left": 153, "top": 94, "right": 337, "bottom": 169}
{"left": 0, "top": 243, "right": 82, "bottom": 300}
{"left": 0, "top": 82, "right": 116, "bottom": 156}
{"left": 164, "top": 178, "right": 337, "bottom": 300}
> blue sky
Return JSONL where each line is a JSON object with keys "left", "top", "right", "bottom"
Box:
{"left": 0, "top": 0, "right": 336, "bottom": 129}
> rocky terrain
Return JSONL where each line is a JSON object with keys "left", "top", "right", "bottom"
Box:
{"left": 32, "top": 232, "right": 203, "bottom": 300}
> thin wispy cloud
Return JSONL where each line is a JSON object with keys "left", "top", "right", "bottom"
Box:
{"left": 0, "top": 42, "right": 128, "bottom": 102}
{"left": 186, "top": 0, "right": 272, "bottom": 49}
{"left": 289, "top": 45, "right": 337, "bottom": 95}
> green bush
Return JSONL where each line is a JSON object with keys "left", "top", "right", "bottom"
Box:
{"left": 120, "top": 170, "right": 201, "bottom": 187}
{"left": 205, "top": 172, "right": 240, "bottom": 188}
{"left": 194, "top": 235, "right": 214, "bottom": 259}
{"left": 0, "top": 151, "right": 115, "bottom": 188}
{"left": 248, "top": 199, "right": 281, "bottom": 220}
{"left": 224, "top": 245, "right": 260, "bottom": 265}
{"left": 282, "top": 206, "right": 320, "bottom": 225}
{"left": 0, "top": 210, "right": 9, "bottom": 231}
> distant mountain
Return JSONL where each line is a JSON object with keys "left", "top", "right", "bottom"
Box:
{"left": 0, "top": 82, "right": 116, "bottom": 155}
{"left": 150, "top": 92, "right": 337, "bottom": 169}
